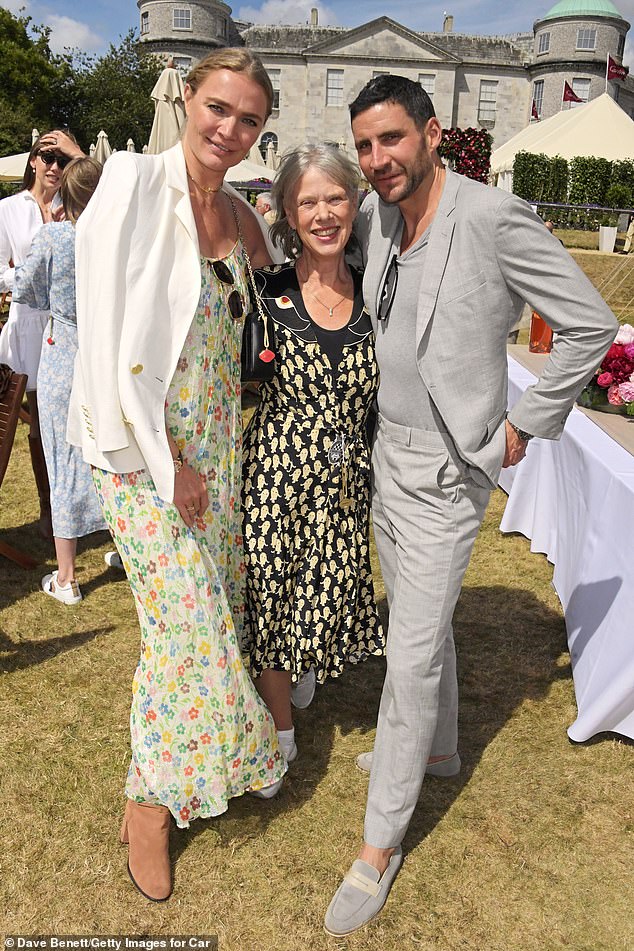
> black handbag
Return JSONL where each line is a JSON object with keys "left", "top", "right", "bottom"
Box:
{"left": 241, "top": 300, "right": 276, "bottom": 382}
{"left": 229, "top": 196, "right": 277, "bottom": 382}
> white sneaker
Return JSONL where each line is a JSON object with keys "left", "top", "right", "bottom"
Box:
{"left": 280, "top": 739, "right": 298, "bottom": 764}
{"left": 104, "top": 551, "right": 124, "bottom": 569}
{"left": 291, "top": 667, "right": 316, "bottom": 709}
{"left": 41, "top": 571, "right": 82, "bottom": 605}
{"left": 249, "top": 778, "right": 283, "bottom": 799}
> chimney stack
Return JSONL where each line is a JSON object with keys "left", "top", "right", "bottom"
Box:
{"left": 443, "top": 13, "right": 454, "bottom": 33}
{"left": 311, "top": 7, "right": 318, "bottom": 26}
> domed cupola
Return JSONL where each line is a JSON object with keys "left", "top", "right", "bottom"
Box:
{"left": 529, "top": 0, "right": 630, "bottom": 119}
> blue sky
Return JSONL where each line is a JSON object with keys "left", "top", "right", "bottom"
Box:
{"left": 3, "top": 0, "right": 634, "bottom": 61}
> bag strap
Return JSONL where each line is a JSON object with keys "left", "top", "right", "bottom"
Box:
{"left": 227, "top": 196, "right": 271, "bottom": 349}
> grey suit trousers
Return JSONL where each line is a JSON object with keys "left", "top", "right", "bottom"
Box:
{"left": 364, "top": 415, "right": 491, "bottom": 848}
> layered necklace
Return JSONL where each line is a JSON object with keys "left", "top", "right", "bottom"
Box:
{"left": 187, "top": 169, "right": 222, "bottom": 195}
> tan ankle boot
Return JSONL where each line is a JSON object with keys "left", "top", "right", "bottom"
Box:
{"left": 120, "top": 799, "right": 172, "bottom": 901}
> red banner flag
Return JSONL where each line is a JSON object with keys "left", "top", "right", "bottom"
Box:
{"left": 607, "top": 55, "right": 629, "bottom": 82}
{"left": 563, "top": 81, "right": 583, "bottom": 103}
{"left": 531, "top": 100, "right": 539, "bottom": 119}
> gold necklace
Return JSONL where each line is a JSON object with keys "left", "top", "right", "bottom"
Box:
{"left": 187, "top": 170, "right": 222, "bottom": 195}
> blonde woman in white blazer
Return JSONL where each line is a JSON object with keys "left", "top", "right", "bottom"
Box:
{"left": 69, "top": 49, "right": 287, "bottom": 903}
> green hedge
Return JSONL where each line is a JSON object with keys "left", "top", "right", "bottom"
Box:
{"left": 511, "top": 151, "right": 634, "bottom": 225}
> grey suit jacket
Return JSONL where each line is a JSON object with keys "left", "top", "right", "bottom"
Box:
{"left": 357, "top": 168, "right": 618, "bottom": 486}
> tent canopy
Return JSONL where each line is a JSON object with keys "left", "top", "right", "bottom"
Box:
{"left": 0, "top": 152, "right": 28, "bottom": 183}
{"left": 490, "top": 94, "right": 634, "bottom": 178}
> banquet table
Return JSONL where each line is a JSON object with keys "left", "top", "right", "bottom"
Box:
{"left": 499, "top": 346, "right": 634, "bottom": 742}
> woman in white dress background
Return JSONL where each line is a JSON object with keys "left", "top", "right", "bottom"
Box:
{"left": 0, "top": 129, "right": 83, "bottom": 538}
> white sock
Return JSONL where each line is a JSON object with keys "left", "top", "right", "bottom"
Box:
{"left": 278, "top": 728, "right": 295, "bottom": 755}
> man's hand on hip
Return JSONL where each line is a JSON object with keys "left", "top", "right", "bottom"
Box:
{"left": 502, "top": 419, "right": 529, "bottom": 468}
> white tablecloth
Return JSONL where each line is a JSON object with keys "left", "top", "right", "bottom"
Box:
{"left": 499, "top": 354, "right": 634, "bottom": 741}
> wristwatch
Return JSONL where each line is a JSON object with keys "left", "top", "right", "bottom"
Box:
{"left": 508, "top": 420, "right": 534, "bottom": 442}
{"left": 173, "top": 449, "right": 185, "bottom": 473}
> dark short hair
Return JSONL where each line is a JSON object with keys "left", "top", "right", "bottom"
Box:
{"left": 349, "top": 74, "right": 435, "bottom": 131}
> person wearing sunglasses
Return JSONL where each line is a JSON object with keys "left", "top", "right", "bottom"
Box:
{"left": 68, "top": 49, "right": 287, "bottom": 904}
{"left": 241, "top": 144, "right": 384, "bottom": 767}
{"left": 0, "top": 129, "right": 83, "bottom": 539}
{"left": 324, "top": 74, "right": 618, "bottom": 936}
{"left": 14, "top": 157, "right": 107, "bottom": 605}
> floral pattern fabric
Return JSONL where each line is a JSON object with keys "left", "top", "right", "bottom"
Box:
{"left": 242, "top": 264, "right": 385, "bottom": 684}
{"left": 92, "top": 245, "right": 286, "bottom": 828}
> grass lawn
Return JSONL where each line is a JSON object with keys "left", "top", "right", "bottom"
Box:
{"left": 1, "top": 413, "right": 633, "bottom": 949}
{"left": 1, "top": 248, "right": 632, "bottom": 948}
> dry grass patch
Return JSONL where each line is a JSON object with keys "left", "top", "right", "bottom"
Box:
{"left": 1, "top": 414, "right": 633, "bottom": 950}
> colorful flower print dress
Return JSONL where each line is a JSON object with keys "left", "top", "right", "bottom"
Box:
{"left": 242, "top": 264, "right": 384, "bottom": 684}
{"left": 92, "top": 244, "right": 286, "bottom": 828}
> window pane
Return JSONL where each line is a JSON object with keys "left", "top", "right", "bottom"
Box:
{"left": 538, "top": 32, "right": 550, "bottom": 54}
{"left": 173, "top": 9, "right": 191, "bottom": 29}
{"left": 478, "top": 80, "right": 498, "bottom": 121}
{"left": 576, "top": 28, "right": 596, "bottom": 50}
{"left": 533, "top": 80, "right": 544, "bottom": 116}
{"left": 268, "top": 69, "right": 280, "bottom": 110}
{"left": 326, "top": 69, "right": 344, "bottom": 106}
{"left": 141, "top": 12, "right": 149, "bottom": 34}
{"left": 418, "top": 73, "right": 435, "bottom": 98}
{"left": 571, "top": 77, "right": 591, "bottom": 107}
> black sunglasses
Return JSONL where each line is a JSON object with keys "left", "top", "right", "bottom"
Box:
{"left": 378, "top": 254, "right": 399, "bottom": 322}
{"left": 210, "top": 259, "right": 244, "bottom": 321}
{"left": 38, "top": 151, "right": 71, "bottom": 169}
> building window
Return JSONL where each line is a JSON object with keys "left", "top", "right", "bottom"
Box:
{"left": 173, "top": 8, "right": 192, "bottom": 30}
{"left": 537, "top": 31, "right": 550, "bottom": 54}
{"left": 259, "top": 131, "right": 278, "bottom": 161}
{"left": 219, "top": 18, "right": 227, "bottom": 37}
{"left": 532, "top": 80, "right": 544, "bottom": 117}
{"left": 268, "top": 69, "right": 280, "bottom": 110}
{"left": 614, "top": 85, "right": 620, "bottom": 103}
{"left": 576, "top": 28, "right": 596, "bottom": 50}
{"left": 617, "top": 34, "right": 625, "bottom": 57}
{"left": 478, "top": 80, "right": 498, "bottom": 123}
{"left": 141, "top": 11, "right": 149, "bottom": 34}
{"left": 326, "top": 69, "right": 344, "bottom": 107}
{"left": 172, "top": 56, "right": 192, "bottom": 75}
{"left": 571, "top": 77, "right": 591, "bottom": 106}
{"left": 418, "top": 73, "right": 435, "bottom": 99}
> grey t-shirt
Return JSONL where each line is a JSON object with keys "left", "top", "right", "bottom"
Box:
{"left": 375, "top": 222, "right": 446, "bottom": 432}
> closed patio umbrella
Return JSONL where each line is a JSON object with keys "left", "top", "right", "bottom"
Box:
{"left": 147, "top": 63, "right": 186, "bottom": 155}
{"left": 93, "top": 130, "right": 112, "bottom": 164}
{"left": 265, "top": 141, "right": 279, "bottom": 170}
{"left": 126, "top": 138, "right": 136, "bottom": 152}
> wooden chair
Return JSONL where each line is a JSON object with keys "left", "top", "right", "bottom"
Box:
{"left": 0, "top": 365, "right": 38, "bottom": 568}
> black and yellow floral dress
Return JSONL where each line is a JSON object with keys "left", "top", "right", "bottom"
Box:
{"left": 242, "top": 263, "right": 384, "bottom": 685}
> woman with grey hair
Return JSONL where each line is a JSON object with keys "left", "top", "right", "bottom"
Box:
{"left": 242, "top": 144, "right": 384, "bottom": 763}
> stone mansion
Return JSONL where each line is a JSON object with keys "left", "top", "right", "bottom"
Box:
{"left": 137, "top": 0, "right": 634, "bottom": 155}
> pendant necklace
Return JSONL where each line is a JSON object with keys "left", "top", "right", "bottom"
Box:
{"left": 310, "top": 288, "right": 347, "bottom": 318}
{"left": 187, "top": 170, "right": 222, "bottom": 195}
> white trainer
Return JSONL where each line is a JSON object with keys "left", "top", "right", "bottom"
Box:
{"left": 41, "top": 571, "right": 82, "bottom": 606}
{"left": 104, "top": 551, "right": 124, "bottom": 569}
{"left": 291, "top": 667, "right": 316, "bottom": 709}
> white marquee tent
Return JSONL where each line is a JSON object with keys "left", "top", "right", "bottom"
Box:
{"left": 490, "top": 94, "right": 634, "bottom": 191}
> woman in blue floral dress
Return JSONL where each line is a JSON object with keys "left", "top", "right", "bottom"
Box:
{"left": 70, "top": 50, "right": 286, "bottom": 903}
{"left": 14, "top": 157, "right": 106, "bottom": 604}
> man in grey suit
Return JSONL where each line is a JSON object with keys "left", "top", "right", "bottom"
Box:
{"left": 324, "top": 74, "right": 617, "bottom": 937}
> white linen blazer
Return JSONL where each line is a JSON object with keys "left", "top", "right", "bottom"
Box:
{"left": 357, "top": 169, "right": 618, "bottom": 486}
{"left": 68, "top": 142, "right": 281, "bottom": 501}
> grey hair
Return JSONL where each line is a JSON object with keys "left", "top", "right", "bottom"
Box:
{"left": 257, "top": 191, "right": 272, "bottom": 204}
{"left": 270, "top": 144, "right": 360, "bottom": 259}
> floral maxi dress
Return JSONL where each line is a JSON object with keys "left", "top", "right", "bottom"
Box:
{"left": 93, "top": 246, "right": 286, "bottom": 828}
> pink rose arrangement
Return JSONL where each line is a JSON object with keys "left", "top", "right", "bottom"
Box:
{"left": 578, "top": 324, "right": 634, "bottom": 415}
